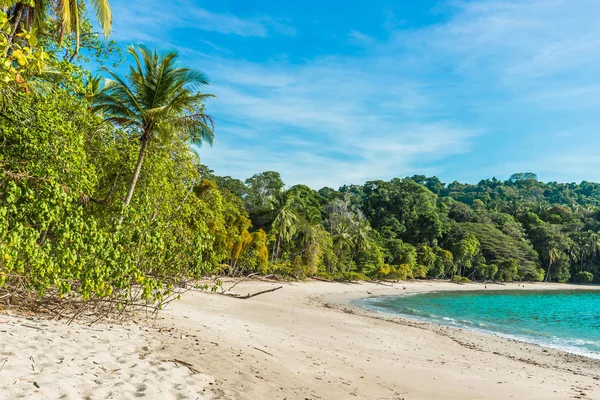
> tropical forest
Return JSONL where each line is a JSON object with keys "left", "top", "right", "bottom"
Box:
{"left": 1, "top": 0, "right": 599, "bottom": 314}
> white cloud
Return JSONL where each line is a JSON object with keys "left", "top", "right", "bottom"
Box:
{"left": 111, "top": 0, "right": 600, "bottom": 187}
{"left": 110, "top": 0, "right": 295, "bottom": 41}
{"left": 347, "top": 30, "right": 377, "bottom": 47}
{"left": 191, "top": 51, "right": 478, "bottom": 188}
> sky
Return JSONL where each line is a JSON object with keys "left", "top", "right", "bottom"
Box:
{"left": 105, "top": 0, "right": 600, "bottom": 189}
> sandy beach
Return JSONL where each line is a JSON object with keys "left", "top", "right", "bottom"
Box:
{"left": 2, "top": 280, "right": 600, "bottom": 399}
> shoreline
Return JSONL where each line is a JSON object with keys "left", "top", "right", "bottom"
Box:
{"left": 154, "top": 279, "right": 600, "bottom": 399}
{"left": 326, "top": 281, "right": 600, "bottom": 360}
{"left": 323, "top": 281, "right": 600, "bottom": 364}
{"left": 2, "top": 280, "right": 600, "bottom": 399}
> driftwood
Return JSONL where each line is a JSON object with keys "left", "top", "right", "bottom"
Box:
{"left": 222, "top": 286, "right": 283, "bottom": 299}
{"left": 224, "top": 273, "right": 259, "bottom": 293}
{"left": 252, "top": 346, "right": 274, "bottom": 357}
{"left": 310, "top": 276, "right": 333, "bottom": 283}
{"left": 169, "top": 359, "right": 201, "bottom": 374}
{"left": 367, "top": 280, "right": 394, "bottom": 287}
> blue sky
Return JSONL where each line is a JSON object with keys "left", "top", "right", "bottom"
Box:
{"left": 105, "top": 0, "right": 600, "bottom": 189}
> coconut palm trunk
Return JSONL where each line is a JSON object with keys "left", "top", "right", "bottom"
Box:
{"left": 545, "top": 258, "right": 552, "bottom": 282}
{"left": 123, "top": 136, "right": 149, "bottom": 208}
{"left": 275, "top": 236, "right": 281, "bottom": 263}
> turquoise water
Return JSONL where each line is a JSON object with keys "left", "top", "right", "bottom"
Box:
{"left": 356, "top": 290, "right": 600, "bottom": 359}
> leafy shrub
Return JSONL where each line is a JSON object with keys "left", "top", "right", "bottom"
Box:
{"left": 378, "top": 264, "right": 392, "bottom": 277}
{"left": 573, "top": 271, "right": 594, "bottom": 283}
{"left": 451, "top": 275, "right": 471, "bottom": 283}
{"left": 411, "top": 264, "right": 428, "bottom": 279}
{"left": 394, "top": 264, "right": 414, "bottom": 280}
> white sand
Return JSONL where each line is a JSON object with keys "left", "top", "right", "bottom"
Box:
{"left": 0, "top": 314, "right": 215, "bottom": 399}
{"left": 2, "top": 280, "right": 600, "bottom": 399}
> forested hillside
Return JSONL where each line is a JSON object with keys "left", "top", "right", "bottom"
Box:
{"left": 203, "top": 168, "right": 600, "bottom": 284}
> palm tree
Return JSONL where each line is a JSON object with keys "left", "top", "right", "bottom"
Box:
{"left": 297, "top": 207, "right": 322, "bottom": 250}
{"left": 545, "top": 244, "right": 559, "bottom": 282}
{"left": 581, "top": 232, "right": 600, "bottom": 272}
{"left": 93, "top": 45, "right": 214, "bottom": 217}
{"left": 270, "top": 189, "right": 298, "bottom": 263}
{"left": 349, "top": 219, "right": 370, "bottom": 264}
{"left": 333, "top": 222, "right": 352, "bottom": 265}
{"left": 5, "top": 0, "right": 112, "bottom": 54}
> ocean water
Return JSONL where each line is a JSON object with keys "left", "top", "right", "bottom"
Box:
{"left": 356, "top": 289, "right": 600, "bottom": 359}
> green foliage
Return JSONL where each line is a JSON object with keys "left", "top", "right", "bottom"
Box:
{"left": 389, "top": 264, "right": 414, "bottom": 280}
{"left": 454, "top": 223, "right": 538, "bottom": 278}
{"left": 4, "top": 0, "right": 112, "bottom": 56}
{"left": 1, "top": 11, "right": 47, "bottom": 104}
{"left": 0, "top": 39, "right": 262, "bottom": 312}
{"left": 496, "top": 259, "right": 519, "bottom": 282}
{"left": 93, "top": 45, "right": 215, "bottom": 214}
{"left": 573, "top": 271, "right": 594, "bottom": 283}
{"left": 362, "top": 178, "right": 448, "bottom": 244}
{"left": 451, "top": 275, "right": 471, "bottom": 283}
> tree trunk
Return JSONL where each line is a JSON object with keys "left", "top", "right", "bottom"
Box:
{"left": 118, "top": 137, "right": 149, "bottom": 223}
{"left": 275, "top": 236, "right": 282, "bottom": 263}
{"left": 271, "top": 235, "right": 280, "bottom": 264}
{"left": 4, "top": 4, "right": 24, "bottom": 55}
{"left": 545, "top": 259, "right": 553, "bottom": 282}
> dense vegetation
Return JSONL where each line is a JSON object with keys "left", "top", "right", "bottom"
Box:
{"left": 201, "top": 170, "right": 600, "bottom": 284}
{"left": 1, "top": 2, "right": 598, "bottom": 313}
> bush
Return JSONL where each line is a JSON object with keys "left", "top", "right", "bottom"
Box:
{"left": 378, "top": 264, "right": 392, "bottom": 277}
{"left": 451, "top": 275, "right": 471, "bottom": 283}
{"left": 391, "top": 264, "right": 414, "bottom": 280}
{"left": 411, "top": 264, "right": 428, "bottom": 279}
{"left": 572, "top": 271, "right": 594, "bottom": 283}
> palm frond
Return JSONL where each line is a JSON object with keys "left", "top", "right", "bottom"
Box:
{"left": 88, "top": 0, "right": 112, "bottom": 38}
{"left": 55, "top": 0, "right": 72, "bottom": 43}
{"left": 94, "top": 45, "right": 215, "bottom": 146}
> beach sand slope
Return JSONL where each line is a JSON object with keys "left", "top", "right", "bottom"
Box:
{"left": 2, "top": 281, "right": 600, "bottom": 399}
{"left": 0, "top": 314, "right": 215, "bottom": 399}
{"left": 155, "top": 281, "right": 600, "bottom": 400}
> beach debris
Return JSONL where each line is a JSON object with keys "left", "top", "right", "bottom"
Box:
{"left": 252, "top": 346, "right": 274, "bottom": 357}
{"left": 168, "top": 359, "right": 201, "bottom": 374}
{"left": 221, "top": 286, "right": 283, "bottom": 300}
{"left": 223, "top": 273, "right": 260, "bottom": 294}
{"left": 0, "top": 357, "right": 7, "bottom": 373}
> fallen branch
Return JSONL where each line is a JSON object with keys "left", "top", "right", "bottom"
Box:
{"left": 169, "top": 359, "right": 201, "bottom": 374}
{"left": 239, "top": 286, "right": 283, "bottom": 299}
{"left": 20, "top": 324, "right": 43, "bottom": 331}
{"left": 310, "top": 276, "right": 332, "bottom": 283}
{"left": 225, "top": 273, "right": 259, "bottom": 293}
{"left": 368, "top": 280, "right": 394, "bottom": 287}
{"left": 252, "top": 346, "right": 274, "bottom": 357}
{"left": 253, "top": 274, "right": 279, "bottom": 282}
{"left": 223, "top": 286, "right": 283, "bottom": 299}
